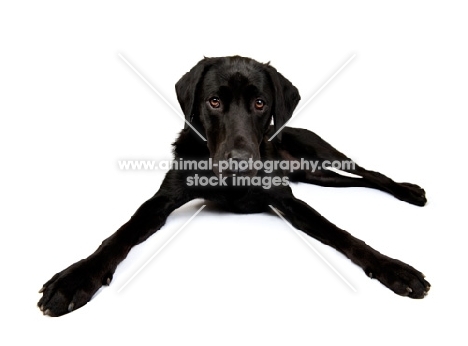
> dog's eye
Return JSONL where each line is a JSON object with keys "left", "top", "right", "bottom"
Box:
{"left": 254, "top": 99, "right": 265, "bottom": 110}
{"left": 209, "top": 97, "right": 221, "bottom": 108}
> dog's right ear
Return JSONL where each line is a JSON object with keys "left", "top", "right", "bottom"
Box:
{"left": 175, "top": 58, "right": 214, "bottom": 129}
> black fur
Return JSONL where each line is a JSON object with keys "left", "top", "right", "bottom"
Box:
{"left": 38, "top": 56, "right": 430, "bottom": 316}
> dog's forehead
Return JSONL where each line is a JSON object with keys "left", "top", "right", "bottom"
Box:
{"left": 202, "top": 61, "right": 270, "bottom": 96}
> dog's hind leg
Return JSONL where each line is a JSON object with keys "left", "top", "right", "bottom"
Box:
{"left": 278, "top": 127, "right": 426, "bottom": 206}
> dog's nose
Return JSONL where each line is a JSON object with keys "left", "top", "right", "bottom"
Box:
{"left": 225, "top": 150, "right": 251, "bottom": 174}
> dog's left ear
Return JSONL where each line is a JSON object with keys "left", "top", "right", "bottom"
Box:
{"left": 175, "top": 58, "right": 215, "bottom": 129}
{"left": 265, "top": 65, "right": 301, "bottom": 142}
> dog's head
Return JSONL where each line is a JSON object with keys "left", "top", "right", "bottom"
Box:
{"left": 175, "top": 56, "right": 300, "bottom": 176}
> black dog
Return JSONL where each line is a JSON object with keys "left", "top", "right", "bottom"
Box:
{"left": 38, "top": 56, "right": 430, "bottom": 316}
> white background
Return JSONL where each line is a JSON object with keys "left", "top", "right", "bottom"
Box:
{"left": 1, "top": 1, "right": 467, "bottom": 345}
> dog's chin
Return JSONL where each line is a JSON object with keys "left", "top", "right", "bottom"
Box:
{"left": 213, "top": 170, "right": 258, "bottom": 178}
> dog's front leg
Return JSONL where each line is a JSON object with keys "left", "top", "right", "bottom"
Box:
{"left": 269, "top": 192, "right": 430, "bottom": 298}
{"left": 38, "top": 171, "right": 193, "bottom": 316}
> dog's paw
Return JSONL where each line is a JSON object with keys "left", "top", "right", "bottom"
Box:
{"left": 395, "top": 182, "right": 427, "bottom": 206}
{"left": 38, "top": 258, "right": 112, "bottom": 317}
{"left": 366, "top": 258, "right": 430, "bottom": 299}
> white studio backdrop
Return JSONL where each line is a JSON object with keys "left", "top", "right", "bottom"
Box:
{"left": 0, "top": 1, "right": 466, "bottom": 345}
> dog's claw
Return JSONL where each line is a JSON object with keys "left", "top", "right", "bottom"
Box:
{"left": 43, "top": 309, "right": 51, "bottom": 316}
{"left": 406, "top": 287, "right": 413, "bottom": 293}
{"left": 68, "top": 302, "right": 75, "bottom": 312}
{"left": 39, "top": 286, "right": 45, "bottom": 293}
{"left": 106, "top": 277, "right": 111, "bottom": 285}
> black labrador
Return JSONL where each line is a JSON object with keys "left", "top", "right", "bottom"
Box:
{"left": 38, "top": 56, "right": 430, "bottom": 316}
